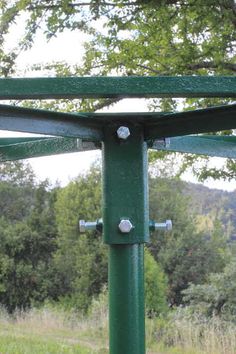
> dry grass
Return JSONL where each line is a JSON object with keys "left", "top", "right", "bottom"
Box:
{"left": 174, "top": 317, "right": 236, "bottom": 354}
{"left": 0, "top": 302, "right": 235, "bottom": 353}
{"left": 0, "top": 303, "right": 109, "bottom": 353}
{"left": 147, "top": 311, "right": 236, "bottom": 354}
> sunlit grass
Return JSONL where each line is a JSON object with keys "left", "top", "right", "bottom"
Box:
{"left": 0, "top": 304, "right": 108, "bottom": 354}
{"left": 147, "top": 310, "right": 236, "bottom": 354}
{"left": 0, "top": 302, "right": 235, "bottom": 354}
{"left": 0, "top": 334, "right": 90, "bottom": 354}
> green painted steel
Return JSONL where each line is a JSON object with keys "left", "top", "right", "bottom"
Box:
{"left": 145, "top": 104, "right": 236, "bottom": 139}
{"left": 151, "top": 135, "right": 236, "bottom": 158}
{"left": 0, "top": 75, "right": 235, "bottom": 354}
{"left": 0, "top": 137, "right": 98, "bottom": 161}
{"left": 0, "top": 137, "right": 48, "bottom": 146}
{"left": 109, "top": 244, "right": 145, "bottom": 354}
{"left": 3, "top": 133, "right": 236, "bottom": 161}
{"left": 102, "top": 126, "right": 147, "bottom": 353}
{"left": 0, "top": 103, "right": 235, "bottom": 142}
{"left": 0, "top": 104, "right": 102, "bottom": 140}
{"left": 102, "top": 124, "right": 149, "bottom": 244}
{"left": 0, "top": 76, "right": 235, "bottom": 99}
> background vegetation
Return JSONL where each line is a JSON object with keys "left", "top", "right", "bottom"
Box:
{"left": 0, "top": 160, "right": 235, "bottom": 352}
{"left": 0, "top": 0, "right": 235, "bottom": 352}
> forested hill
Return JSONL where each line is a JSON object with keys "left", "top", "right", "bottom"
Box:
{"left": 184, "top": 182, "right": 235, "bottom": 214}
{"left": 182, "top": 182, "right": 236, "bottom": 241}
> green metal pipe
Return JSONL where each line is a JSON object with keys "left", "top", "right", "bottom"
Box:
{"left": 102, "top": 124, "right": 148, "bottom": 353}
{"left": 109, "top": 244, "right": 145, "bottom": 354}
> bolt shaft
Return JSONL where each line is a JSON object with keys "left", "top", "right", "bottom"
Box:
{"left": 84, "top": 221, "right": 97, "bottom": 230}
{"left": 154, "top": 222, "right": 167, "bottom": 230}
{"left": 79, "top": 219, "right": 102, "bottom": 233}
{"left": 149, "top": 219, "right": 172, "bottom": 231}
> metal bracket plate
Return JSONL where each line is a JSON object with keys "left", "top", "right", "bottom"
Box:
{"left": 102, "top": 124, "right": 149, "bottom": 244}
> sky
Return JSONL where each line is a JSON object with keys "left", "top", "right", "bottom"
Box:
{"left": 1, "top": 18, "right": 236, "bottom": 191}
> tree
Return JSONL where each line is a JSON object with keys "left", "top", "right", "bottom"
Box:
{"left": 54, "top": 164, "right": 107, "bottom": 311}
{"left": 1, "top": 2, "right": 234, "bottom": 92}
{"left": 0, "top": 161, "right": 35, "bottom": 185}
{"left": 0, "top": 160, "right": 229, "bottom": 312}
{"left": 54, "top": 166, "right": 228, "bottom": 310}
{"left": 0, "top": 220, "right": 48, "bottom": 312}
{"left": 145, "top": 247, "right": 168, "bottom": 317}
{"left": 1, "top": 0, "right": 235, "bottom": 310}
{"left": 148, "top": 176, "right": 227, "bottom": 305}
{"left": 0, "top": 162, "right": 58, "bottom": 312}
{"left": 0, "top": 1, "right": 235, "bottom": 179}
{"left": 54, "top": 165, "right": 171, "bottom": 313}
{"left": 0, "top": 161, "right": 36, "bottom": 222}
{"left": 183, "top": 260, "right": 236, "bottom": 321}
{"left": 1, "top": 1, "right": 235, "bottom": 77}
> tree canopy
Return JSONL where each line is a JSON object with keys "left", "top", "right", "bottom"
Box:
{"left": 0, "top": 160, "right": 234, "bottom": 314}
{"left": 1, "top": 1, "right": 235, "bottom": 77}
{"left": 0, "top": 1, "right": 235, "bottom": 180}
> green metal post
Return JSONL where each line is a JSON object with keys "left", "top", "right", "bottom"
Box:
{"left": 109, "top": 245, "right": 145, "bottom": 354}
{"left": 102, "top": 124, "right": 149, "bottom": 354}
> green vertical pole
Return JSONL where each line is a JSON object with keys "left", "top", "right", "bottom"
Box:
{"left": 102, "top": 124, "right": 149, "bottom": 354}
{"left": 109, "top": 244, "right": 145, "bottom": 354}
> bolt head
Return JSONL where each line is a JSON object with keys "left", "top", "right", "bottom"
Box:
{"left": 118, "top": 219, "right": 133, "bottom": 233}
{"left": 166, "top": 220, "right": 172, "bottom": 231}
{"left": 79, "top": 220, "right": 86, "bottom": 233}
{"left": 117, "top": 126, "right": 130, "bottom": 140}
{"left": 164, "top": 138, "right": 171, "bottom": 148}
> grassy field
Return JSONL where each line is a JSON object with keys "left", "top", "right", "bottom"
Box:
{"left": 0, "top": 290, "right": 110, "bottom": 353}
{"left": 0, "top": 304, "right": 236, "bottom": 354}
{"left": 0, "top": 306, "right": 108, "bottom": 354}
{"left": 147, "top": 313, "right": 236, "bottom": 354}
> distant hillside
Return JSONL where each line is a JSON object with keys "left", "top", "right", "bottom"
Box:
{"left": 182, "top": 181, "right": 236, "bottom": 241}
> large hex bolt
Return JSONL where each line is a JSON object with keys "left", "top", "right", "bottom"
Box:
{"left": 79, "top": 219, "right": 103, "bottom": 233}
{"left": 149, "top": 219, "right": 172, "bottom": 232}
{"left": 117, "top": 126, "right": 130, "bottom": 140}
{"left": 118, "top": 219, "right": 133, "bottom": 233}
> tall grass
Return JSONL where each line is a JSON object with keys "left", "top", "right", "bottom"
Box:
{"left": 0, "top": 298, "right": 236, "bottom": 353}
{"left": 147, "top": 309, "right": 236, "bottom": 354}
{"left": 0, "top": 295, "right": 109, "bottom": 353}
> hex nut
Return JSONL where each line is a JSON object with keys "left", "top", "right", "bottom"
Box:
{"left": 79, "top": 220, "right": 86, "bottom": 233}
{"left": 118, "top": 219, "right": 133, "bottom": 233}
{"left": 166, "top": 220, "right": 172, "bottom": 231}
{"left": 117, "top": 126, "right": 130, "bottom": 140}
{"left": 164, "top": 138, "right": 171, "bottom": 148}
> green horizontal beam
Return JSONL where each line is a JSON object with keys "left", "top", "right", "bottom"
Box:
{"left": 151, "top": 135, "right": 236, "bottom": 159}
{"left": 0, "top": 104, "right": 102, "bottom": 140}
{"left": 0, "top": 103, "right": 235, "bottom": 140}
{"left": 145, "top": 104, "right": 236, "bottom": 139}
{"left": 0, "top": 137, "right": 46, "bottom": 146}
{"left": 0, "top": 76, "right": 235, "bottom": 99}
{"left": 0, "top": 137, "right": 98, "bottom": 161}
{"left": 2, "top": 134, "right": 236, "bottom": 161}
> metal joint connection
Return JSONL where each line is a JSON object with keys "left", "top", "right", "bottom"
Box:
{"left": 79, "top": 219, "right": 172, "bottom": 233}
{"left": 117, "top": 126, "right": 130, "bottom": 140}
